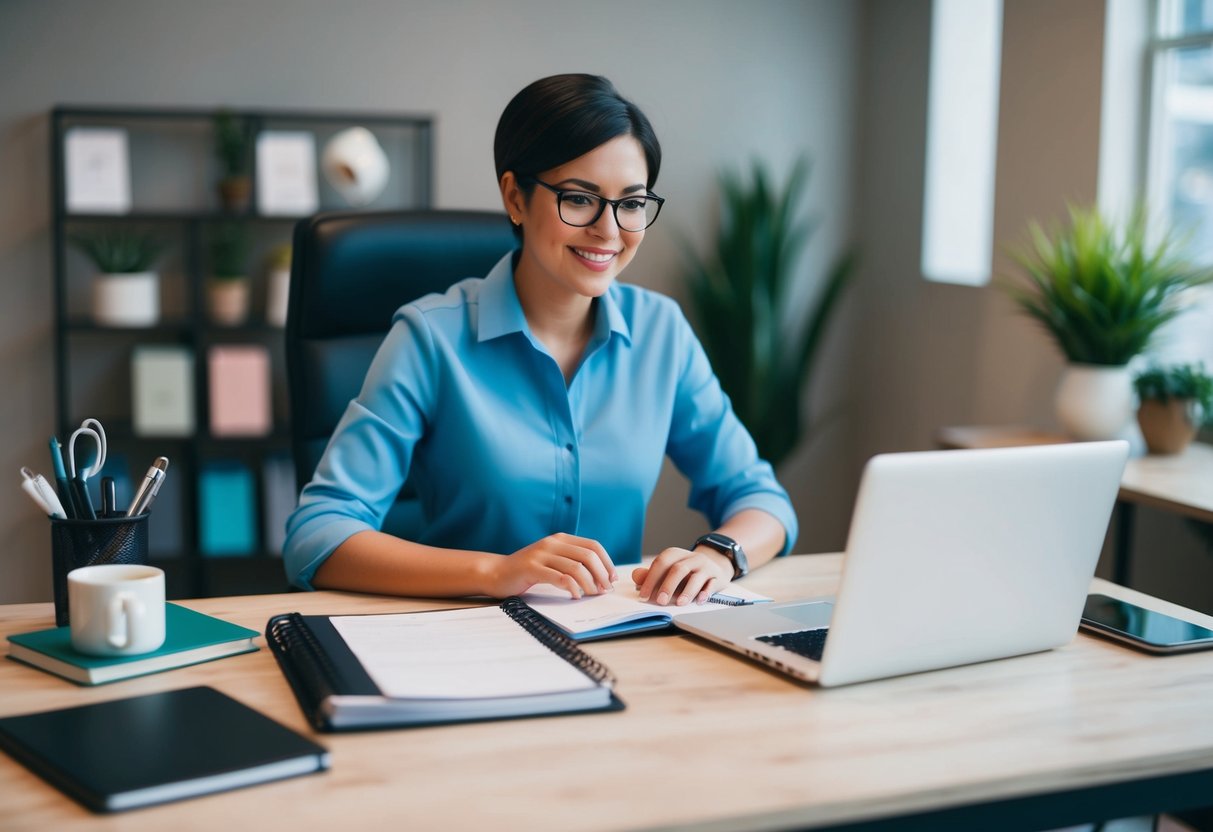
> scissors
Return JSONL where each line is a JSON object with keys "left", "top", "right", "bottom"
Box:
{"left": 67, "top": 418, "right": 107, "bottom": 520}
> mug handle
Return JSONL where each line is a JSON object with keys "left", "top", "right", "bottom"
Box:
{"left": 106, "top": 593, "right": 145, "bottom": 649}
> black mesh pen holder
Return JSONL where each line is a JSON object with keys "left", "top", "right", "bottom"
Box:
{"left": 50, "top": 513, "right": 150, "bottom": 627}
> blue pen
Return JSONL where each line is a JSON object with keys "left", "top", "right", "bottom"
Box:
{"left": 48, "top": 437, "right": 76, "bottom": 519}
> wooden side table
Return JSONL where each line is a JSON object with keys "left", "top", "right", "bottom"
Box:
{"left": 936, "top": 426, "right": 1213, "bottom": 586}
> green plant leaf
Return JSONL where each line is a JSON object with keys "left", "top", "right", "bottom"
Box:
{"left": 684, "top": 157, "right": 855, "bottom": 467}
{"left": 69, "top": 230, "right": 164, "bottom": 273}
{"left": 1000, "top": 203, "right": 1212, "bottom": 365}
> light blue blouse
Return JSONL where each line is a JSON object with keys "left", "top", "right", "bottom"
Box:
{"left": 283, "top": 253, "right": 798, "bottom": 589}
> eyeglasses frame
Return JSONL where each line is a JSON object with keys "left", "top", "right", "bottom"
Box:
{"left": 522, "top": 176, "right": 665, "bottom": 231}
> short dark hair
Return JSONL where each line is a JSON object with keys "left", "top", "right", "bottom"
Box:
{"left": 494, "top": 74, "right": 662, "bottom": 194}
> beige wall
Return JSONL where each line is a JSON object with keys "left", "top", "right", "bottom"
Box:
{"left": 0, "top": 0, "right": 860, "bottom": 602}
{"left": 854, "top": 0, "right": 1213, "bottom": 611}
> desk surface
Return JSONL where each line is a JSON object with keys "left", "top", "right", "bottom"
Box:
{"left": 937, "top": 426, "right": 1213, "bottom": 524}
{"left": 3, "top": 555, "right": 1213, "bottom": 831}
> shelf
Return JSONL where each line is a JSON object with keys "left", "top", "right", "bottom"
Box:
{"left": 64, "top": 211, "right": 305, "bottom": 224}
{"left": 52, "top": 104, "right": 433, "bottom": 598}
{"left": 65, "top": 320, "right": 191, "bottom": 336}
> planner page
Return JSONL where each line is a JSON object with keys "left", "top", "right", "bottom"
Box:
{"left": 330, "top": 606, "right": 597, "bottom": 699}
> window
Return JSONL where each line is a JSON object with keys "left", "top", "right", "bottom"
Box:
{"left": 1148, "top": 0, "right": 1213, "bottom": 266}
{"left": 920, "top": 0, "right": 1004, "bottom": 286}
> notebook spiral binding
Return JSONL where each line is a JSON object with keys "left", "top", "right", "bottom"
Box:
{"left": 501, "top": 597, "right": 616, "bottom": 687}
{"left": 706, "top": 596, "right": 749, "bottom": 607}
{"left": 267, "top": 612, "right": 345, "bottom": 727}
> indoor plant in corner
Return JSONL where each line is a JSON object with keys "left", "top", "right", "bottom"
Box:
{"left": 1132, "top": 363, "right": 1212, "bottom": 455}
{"left": 208, "top": 221, "right": 252, "bottom": 326}
{"left": 70, "top": 229, "right": 163, "bottom": 327}
{"left": 684, "top": 158, "right": 855, "bottom": 468}
{"left": 1003, "top": 205, "right": 1211, "bottom": 441}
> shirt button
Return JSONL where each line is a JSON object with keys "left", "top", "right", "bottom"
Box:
{"left": 564, "top": 443, "right": 574, "bottom": 453}
{"left": 564, "top": 495, "right": 573, "bottom": 505}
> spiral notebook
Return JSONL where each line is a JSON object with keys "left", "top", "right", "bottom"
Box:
{"left": 266, "top": 600, "right": 623, "bottom": 732}
{"left": 522, "top": 580, "right": 772, "bottom": 641}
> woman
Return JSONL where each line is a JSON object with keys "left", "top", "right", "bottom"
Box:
{"left": 284, "top": 74, "right": 797, "bottom": 606}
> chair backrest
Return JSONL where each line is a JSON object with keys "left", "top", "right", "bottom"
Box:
{"left": 285, "top": 210, "right": 516, "bottom": 533}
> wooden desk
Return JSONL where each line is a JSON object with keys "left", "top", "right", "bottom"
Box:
{"left": 937, "top": 426, "right": 1213, "bottom": 585}
{"left": 3, "top": 555, "right": 1213, "bottom": 831}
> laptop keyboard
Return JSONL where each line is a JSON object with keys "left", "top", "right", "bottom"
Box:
{"left": 757, "top": 628, "right": 830, "bottom": 661}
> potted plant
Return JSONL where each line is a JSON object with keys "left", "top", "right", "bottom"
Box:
{"left": 69, "top": 229, "right": 164, "bottom": 327}
{"left": 208, "top": 222, "right": 251, "bottom": 325}
{"left": 214, "top": 109, "right": 252, "bottom": 213}
{"left": 684, "top": 158, "right": 855, "bottom": 467}
{"left": 1003, "top": 204, "right": 1211, "bottom": 440}
{"left": 1133, "top": 363, "right": 1213, "bottom": 454}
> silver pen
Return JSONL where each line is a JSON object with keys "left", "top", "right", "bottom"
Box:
{"left": 126, "top": 457, "right": 169, "bottom": 516}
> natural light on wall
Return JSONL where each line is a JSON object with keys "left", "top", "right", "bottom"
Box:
{"left": 921, "top": 0, "right": 1003, "bottom": 286}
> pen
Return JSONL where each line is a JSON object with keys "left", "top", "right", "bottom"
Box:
{"left": 48, "top": 437, "right": 76, "bottom": 519}
{"left": 20, "top": 467, "right": 67, "bottom": 519}
{"left": 126, "top": 457, "right": 169, "bottom": 516}
{"left": 101, "top": 476, "right": 116, "bottom": 517}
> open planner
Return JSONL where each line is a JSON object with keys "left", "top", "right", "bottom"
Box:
{"left": 266, "top": 600, "right": 622, "bottom": 732}
{"left": 521, "top": 580, "right": 772, "bottom": 641}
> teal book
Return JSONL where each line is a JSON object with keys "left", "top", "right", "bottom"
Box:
{"left": 198, "top": 462, "right": 257, "bottom": 556}
{"left": 7, "top": 603, "right": 259, "bottom": 686}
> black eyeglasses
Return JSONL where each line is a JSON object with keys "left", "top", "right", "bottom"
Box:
{"left": 525, "top": 177, "right": 665, "bottom": 232}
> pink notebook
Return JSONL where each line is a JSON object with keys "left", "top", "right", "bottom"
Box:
{"left": 208, "top": 345, "right": 271, "bottom": 437}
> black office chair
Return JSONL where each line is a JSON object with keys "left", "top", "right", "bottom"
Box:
{"left": 285, "top": 209, "right": 516, "bottom": 538}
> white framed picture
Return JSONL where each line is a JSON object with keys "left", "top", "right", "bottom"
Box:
{"left": 255, "top": 130, "right": 319, "bottom": 216}
{"left": 64, "top": 127, "right": 131, "bottom": 214}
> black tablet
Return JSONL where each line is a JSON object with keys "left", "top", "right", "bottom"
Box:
{"left": 1080, "top": 593, "right": 1213, "bottom": 655}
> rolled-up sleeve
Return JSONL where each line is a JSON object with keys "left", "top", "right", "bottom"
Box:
{"left": 283, "top": 306, "right": 436, "bottom": 589}
{"left": 664, "top": 311, "right": 799, "bottom": 556}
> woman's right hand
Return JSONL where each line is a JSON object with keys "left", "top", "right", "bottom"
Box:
{"left": 484, "top": 533, "right": 618, "bottom": 599}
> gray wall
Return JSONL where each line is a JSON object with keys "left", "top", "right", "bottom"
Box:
{"left": 0, "top": 0, "right": 860, "bottom": 602}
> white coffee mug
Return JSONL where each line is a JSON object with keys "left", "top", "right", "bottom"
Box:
{"left": 68, "top": 564, "right": 166, "bottom": 656}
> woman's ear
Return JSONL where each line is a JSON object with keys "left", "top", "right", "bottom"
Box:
{"left": 499, "top": 172, "right": 527, "bottom": 225}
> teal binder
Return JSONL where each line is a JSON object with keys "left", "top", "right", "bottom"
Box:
{"left": 198, "top": 461, "right": 256, "bottom": 556}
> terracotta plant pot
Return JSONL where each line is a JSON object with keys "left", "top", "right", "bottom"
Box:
{"left": 207, "top": 278, "right": 250, "bottom": 326}
{"left": 218, "top": 176, "right": 251, "bottom": 213}
{"left": 1136, "top": 399, "right": 1200, "bottom": 455}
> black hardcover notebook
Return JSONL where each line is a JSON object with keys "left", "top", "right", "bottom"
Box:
{"left": 0, "top": 686, "right": 329, "bottom": 812}
{"left": 266, "top": 598, "right": 624, "bottom": 732}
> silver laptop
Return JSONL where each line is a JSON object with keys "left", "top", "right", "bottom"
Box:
{"left": 675, "top": 441, "right": 1129, "bottom": 687}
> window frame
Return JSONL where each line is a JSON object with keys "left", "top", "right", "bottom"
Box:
{"left": 1143, "top": 0, "right": 1213, "bottom": 265}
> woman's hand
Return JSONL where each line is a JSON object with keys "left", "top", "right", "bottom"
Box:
{"left": 631, "top": 547, "right": 733, "bottom": 606}
{"left": 485, "top": 533, "right": 618, "bottom": 599}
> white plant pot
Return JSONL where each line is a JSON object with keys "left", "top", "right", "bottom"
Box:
{"left": 266, "top": 267, "right": 290, "bottom": 327}
{"left": 92, "top": 271, "right": 159, "bottom": 327}
{"left": 207, "top": 278, "right": 250, "bottom": 326}
{"left": 1055, "top": 363, "right": 1134, "bottom": 441}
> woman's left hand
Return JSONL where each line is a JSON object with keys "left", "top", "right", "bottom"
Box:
{"left": 631, "top": 547, "right": 733, "bottom": 607}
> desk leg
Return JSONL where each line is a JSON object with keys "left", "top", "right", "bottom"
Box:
{"left": 1113, "top": 502, "right": 1136, "bottom": 587}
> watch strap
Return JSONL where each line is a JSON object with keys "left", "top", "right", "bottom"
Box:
{"left": 692, "top": 532, "right": 748, "bottom": 580}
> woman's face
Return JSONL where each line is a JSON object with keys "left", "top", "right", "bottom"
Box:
{"left": 503, "top": 134, "right": 649, "bottom": 302}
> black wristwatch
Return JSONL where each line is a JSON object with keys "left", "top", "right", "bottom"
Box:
{"left": 692, "top": 532, "right": 749, "bottom": 580}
